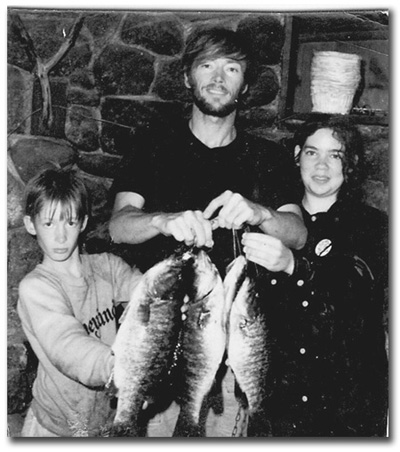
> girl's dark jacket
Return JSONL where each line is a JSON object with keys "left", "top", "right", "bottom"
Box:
{"left": 249, "top": 199, "right": 388, "bottom": 437}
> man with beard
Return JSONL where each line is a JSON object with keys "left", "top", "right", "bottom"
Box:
{"left": 109, "top": 27, "right": 306, "bottom": 436}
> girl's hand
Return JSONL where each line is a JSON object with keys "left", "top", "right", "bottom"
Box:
{"left": 242, "top": 232, "right": 295, "bottom": 274}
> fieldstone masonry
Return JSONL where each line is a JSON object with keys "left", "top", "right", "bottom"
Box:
{"left": 7, "top": 8, "right": 389, "bottom": 425}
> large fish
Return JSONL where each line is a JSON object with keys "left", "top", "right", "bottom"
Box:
{"left": 109, "top": 250, "right": 194, "bottom": 437}
{"left": 225, "top": 256, "right": 273, "bottom": 437}
{"left": 173, "top": 249, "right": 228, "bottom": 437}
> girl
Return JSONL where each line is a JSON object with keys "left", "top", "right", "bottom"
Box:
{"left": 242, "top": 117, "right": 388, "bottom": 436}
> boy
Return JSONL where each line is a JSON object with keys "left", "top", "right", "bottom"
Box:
{"left": 17, "top": 167, "right": 143, "bottom": 437}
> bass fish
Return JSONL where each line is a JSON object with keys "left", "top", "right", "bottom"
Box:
{"left": 110, "top": 250, "right": 193, "bottom": 436}
{"left": 173, "top": 250, "right": 228, "bottom": 437}
{"left": 225, "top": 256, "right": 273, "bottom": 436}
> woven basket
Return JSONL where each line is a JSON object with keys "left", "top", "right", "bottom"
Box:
{"left": 310, "top": 51, "right": 362, "bottom": 114}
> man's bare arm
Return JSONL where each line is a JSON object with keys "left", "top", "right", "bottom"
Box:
{"left": 109, "top": 192, "right": 214, "bottom": 247}
{"left": 203, "top": 191, "right": 307, "bottom": 250}
{"left": 109, "top": 192, "right": 161, "bottom": 244}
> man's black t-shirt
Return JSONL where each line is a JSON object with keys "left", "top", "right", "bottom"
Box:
{"left": 111, "top": 121, "right": 297, "bottom": 274}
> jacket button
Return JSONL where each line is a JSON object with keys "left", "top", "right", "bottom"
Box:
{"left": 300, "top": 348, "right": 306, "bottom": 354}
{"left": 271, "top": 278, "right": 277, "bottom": 285}
{"left": 302, "top": 300, "right": 309, "bottom": 307}
{"left": 302, "top": 395, "right": 308, "bottom": 402}
{"left": 297, "top": 279, "right": 304, "bottom": 286}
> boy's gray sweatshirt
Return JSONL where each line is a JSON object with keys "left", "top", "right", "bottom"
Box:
{"left": 17, "top": 253, "right": 142, "bottom": 437}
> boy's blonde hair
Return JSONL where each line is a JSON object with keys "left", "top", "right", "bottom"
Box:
{"left": 24, "top": 167, "right": 90, "bottom": 222}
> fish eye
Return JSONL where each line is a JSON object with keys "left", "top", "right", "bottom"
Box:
{"left": 198, "top": 310, "right": 211, "bottom": 329}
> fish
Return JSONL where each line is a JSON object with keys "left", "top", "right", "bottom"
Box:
{"left": 223, "top": 254, "right": 247, "bottom": 312}
{"left": 173, "top": 249, "right": 228, "bottom": 437}
{"left": 109, "top": 250, "right": 194, "bottom": 437}
{"left": 225, "top": 256, "right": 273, "bottom": 437}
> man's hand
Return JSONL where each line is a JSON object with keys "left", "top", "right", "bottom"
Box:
{"left": 151, "top": 210, "right": 214, "bottom": 248}
{"left": 203, "top": 190, "right": 272, "bottom": 230}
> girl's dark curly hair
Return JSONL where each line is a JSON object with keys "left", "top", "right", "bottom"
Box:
{"left": 293, "top": 115, "right": 366, "bottom": 202}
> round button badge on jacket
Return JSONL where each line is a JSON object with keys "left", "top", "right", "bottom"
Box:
{"left": 315, "top": 239, "right": 332, "bottom": 257}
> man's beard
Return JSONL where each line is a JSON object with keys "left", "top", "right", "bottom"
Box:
{"left": 191, "top": 85, "right": 240, "bottom": 118}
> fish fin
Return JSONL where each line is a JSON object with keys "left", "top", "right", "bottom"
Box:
{"left": 204, "top": 363, "right": 226, "bottom": 415}
{"left": 105, "top": 373, "right": 119, "bottom": 399}
{"left": 208, "top": 388, "right": 224, "bottom": 415}
{"left": 137, "top": 303, "right": 151, "bottom": 324}
{"left": 234, "top": 380, "right": 249, "bottom": 409}
{"left": 118, "top": 300, "right": 150, "bottom": 326}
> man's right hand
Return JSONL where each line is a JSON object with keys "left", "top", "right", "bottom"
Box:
{"left": 151, "top": 210, "right": 214, "bottom": 248}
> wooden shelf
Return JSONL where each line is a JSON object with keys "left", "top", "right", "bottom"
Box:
{"left": 282, "top": 112, "right": 388, "bottom": 128}
{"left": 279, "top": 11, "right": 389, "bottom": 127}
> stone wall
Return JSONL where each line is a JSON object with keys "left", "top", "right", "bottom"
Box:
{"left": 7, "top": 8, "right": 389, "bottom": 416}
